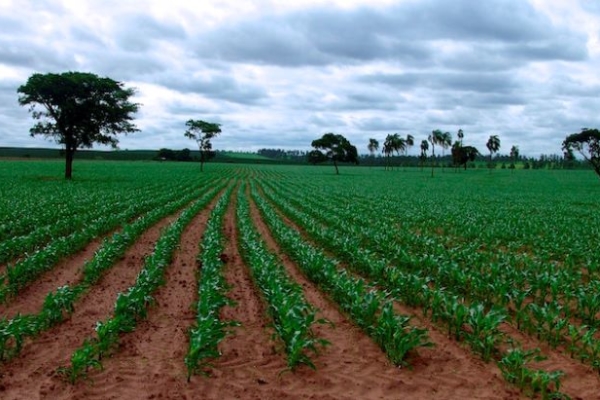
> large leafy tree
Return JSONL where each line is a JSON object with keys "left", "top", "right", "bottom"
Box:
{"left": 17, "top": 72, "right": 139, "bottom": 179}
{"left": 184, "top": 119, "right": 222, "bottom": 171}
{"left": 486, "top": 135, "right": 501, "bottom": 173}
{"left": 562, "top": 128, "right": 600, "bottom": 179}
{"left": 309, "top": 133, "right": 358, "bottom": 175}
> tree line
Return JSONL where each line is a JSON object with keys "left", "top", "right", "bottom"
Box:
{"left": 16, "top": 70, "right": 600, "bottom": 180}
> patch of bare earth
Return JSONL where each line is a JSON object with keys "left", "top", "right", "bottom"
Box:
{"left": 246, "top": 195, "right": 521, "bottom": 400}
{"left": 0, "top": 235, "right": 106, "bottom": 318}
{"left": 0, "top": 212, "right": 179, "bottom": 400}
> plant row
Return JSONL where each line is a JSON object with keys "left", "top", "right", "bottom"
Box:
{"left": 185, "top": 185, "right": 237, "bottom": 379}
{"left": 236, "top": 184, "right": 329, "bottom": 370}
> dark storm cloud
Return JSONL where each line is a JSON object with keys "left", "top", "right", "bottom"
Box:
{"left": 156, "top": 74, "right": 268, "bottom": 105}
{"left": 114, "top": 14, "right": 187, "bottom": 52}
{"left": 193, "top": 0, "right": 586, "bottom": 67}
{"left": 0, "top": 38, "right": 75, "bottom": 70}
{"left": 359, "top": 71, "right": 520, "bottom": 94}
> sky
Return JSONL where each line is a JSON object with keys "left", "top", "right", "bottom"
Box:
{"left": 0, "top": 0, "right": 599, "bottom": 157}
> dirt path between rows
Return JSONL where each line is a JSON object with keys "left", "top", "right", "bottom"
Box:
{"left": 0, "top": 235, "right": 106, "bottom": 318}
{"left": 0, "top": 210, "right": 180, "bottom": 400}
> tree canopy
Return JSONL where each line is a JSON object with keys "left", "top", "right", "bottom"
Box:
{"left": 562, "top": 128, "right": 600, "bottom": 179}
{"left": 184, "top": 119, "right": 222, "bottom": 171}
{"left": 309, "top": 133, "right": 358, "bottom": 174}
{"left": 18, "top": 71, "right": 139, "bottom": 179}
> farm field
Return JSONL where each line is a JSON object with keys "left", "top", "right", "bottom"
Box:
{"left": 0, "top": 160, "right": 600, "bottom": 399}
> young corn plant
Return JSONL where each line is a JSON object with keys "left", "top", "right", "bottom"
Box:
{"left": 372, "top": 302, "right": 433, "bottom": 367}
{"left": 497, "top": 347, "right": 569, "bottom": 399}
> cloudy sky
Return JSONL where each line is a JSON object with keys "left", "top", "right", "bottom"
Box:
{"left": 1, "top": 0, "right": 599, "bottom": 156}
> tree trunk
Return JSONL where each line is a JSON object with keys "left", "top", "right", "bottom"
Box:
{"left": 65, "top": 147, "right": 75, "bottom": 180}
{"left": 430, "top": 146, "right": 435, "bottom": 178}
{"left": 199, "top": 145, "right": 204, "bottom": 172}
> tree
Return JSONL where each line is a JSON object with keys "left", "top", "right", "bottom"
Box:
{"left": 486, "top": 135, "right": 501, "bottom": 173}
{"left": 451, "top": 144, "right": 479, "bottom": 170}
{"left": 367, "top": 138, "right": 379, "bottom": 167}
{"left": 310, "top": 133, "right": 358, "bottom": 175}
{"left": 404, "top": 134, "right": 414, "bottom": 170}
{"left": 509, "top": 145, "right": 519, "bottom": 172}
{"left": 17, "top": 71, "right": 139, "bottom": 179}
{"left": 420, "top": 140, "right": 429, "bottom": 172}
{"left": 562, "top": 128, "right": 600, "bottom": 179}
{"left": 382, "top": 133, "right": 405, "bottom": 170}
{"left": 428, "top": 130, "right": 444, "bottom": 177}
{"left": 184, "top": 119, "right": 221, "bottom": 172}
{"left": 458, "top": 129, "right": 464, "bottom": 147}
{"left": 440, "top": 131, "right": 452, "bottom": 172}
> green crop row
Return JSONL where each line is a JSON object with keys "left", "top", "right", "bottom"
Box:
{"left": 185, "top": 185, "right": 238, "bottom": 380}
{"left": 236, "top": 184, "right": 329, "bottom": 370}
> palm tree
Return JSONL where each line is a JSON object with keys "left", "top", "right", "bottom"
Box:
{"left": 510, "top": 145, "right": 519, "bottom": 173}
{"left": 368, "top": 138, "right": 379, "bottom": 167}
{"left": 404, "top": 134, "right": 414, "bottom": 170}
{"left": 440, "top": 131, "right": 452, "bottom": 172}
{"left": 486, "top": 135, "right": 501, "bottom": 173}
{"left": 458, "top": 129, "right": 464, "bottom": 147}
{"left": 428, "top": 130, "right": 444, "bottom": 177}
{"left": 383, "top": 133, "right": 405, "bottom": 170}
{"left": 420, "top": 140, "right": 429, "bottom": 172}
{"left": 382, "top": 134, "right": 394, "bottom": 171}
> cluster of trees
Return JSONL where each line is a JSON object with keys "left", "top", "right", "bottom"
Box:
{"left": 17, "top": 71, "right": 221, "bottom": 179}
{"left": 364, "top": 129, "right": 509, "bottom": 176}
{"left": 155, "top": 148, "right": 194, "bottom": 162}
{"left": 257, "top": 148, "right": 308, "bottom": 162}
{"left": 15, "top": 71, "right": 600, "bottom": 181}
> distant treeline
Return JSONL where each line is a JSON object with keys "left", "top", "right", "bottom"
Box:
{"left": 0, "top": 146, "right": 592, "bottom": 170}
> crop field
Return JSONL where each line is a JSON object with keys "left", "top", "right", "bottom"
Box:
{"left": 0, "top": 159, "right": 599, "bottom": 399}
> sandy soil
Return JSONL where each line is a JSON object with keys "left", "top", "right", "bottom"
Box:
{"left": 0, "top": 188, "right": 595, "bottom": 399}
